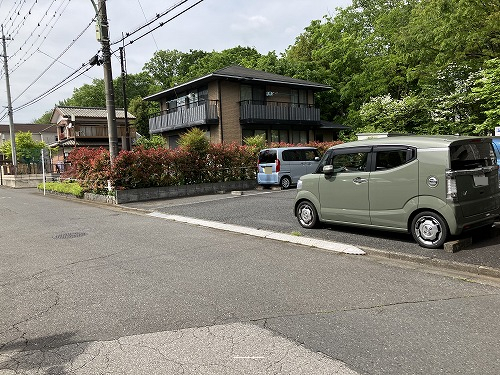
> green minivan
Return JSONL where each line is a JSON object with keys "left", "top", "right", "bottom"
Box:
{"left": 294, "top": 136, "right": 500, "bottom": 248}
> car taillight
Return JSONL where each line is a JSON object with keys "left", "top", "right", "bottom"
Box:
{"left": 276, "top": 158, "right": 280, "bottom": 172}
{"left": 446, "top": 171, "right": 458, "bottom": 202}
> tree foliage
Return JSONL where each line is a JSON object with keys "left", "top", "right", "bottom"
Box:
{"left": 35, "top": 0, "right": 500, "bottom": 136}
{"left": 0, "top": 131, "right": 49, "bottom": 163}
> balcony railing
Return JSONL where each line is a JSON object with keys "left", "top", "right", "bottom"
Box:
{"left": 58, "top": 126, "right": 134, "bottom": 139}
{"left": 149, "top": 100, "right": 219, "bottom": 134}
{"left": 77, "top": 126, "right": 134, "bottom": 138}
{"left": 240, "top": 100, "right": 320, "bottom": 124}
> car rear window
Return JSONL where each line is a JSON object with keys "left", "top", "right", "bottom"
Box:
{"left": 450, "top": 142, "right": 496, "bottom": 170}
{"left": 258, "top": 150, "right": 277, "bottom": 164}
{"left": 282, "top": 149, "right": 319, "bottom": 161}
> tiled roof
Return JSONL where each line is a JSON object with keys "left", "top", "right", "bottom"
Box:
{"left": 54, "top": 106, "right": 135, "bottom": 119}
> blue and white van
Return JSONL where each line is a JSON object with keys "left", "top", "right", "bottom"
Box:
{"left": 257, "top": 147, "right": 320, "bottom": 189}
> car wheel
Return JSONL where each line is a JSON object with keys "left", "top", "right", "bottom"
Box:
{"left": 296, "top": 201, "right": 318, "bottom": 229}
{"left": 411, "top": 211, "right": 449, "bottom": 249}
{"left": 280, "top": 176, "right": 292, "bottom": 189}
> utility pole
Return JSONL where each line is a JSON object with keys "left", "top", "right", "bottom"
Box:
{"left": 96, "top": 0, "right": 118, "bottom": 162}
{"left": 120, "top": 46, "right": 130, "bottom": 151}
{"left": 1, "top": 25, "right": 17, "bottom": 167}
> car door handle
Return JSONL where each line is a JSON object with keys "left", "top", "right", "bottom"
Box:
{"left": 352, "top": 177, "right": 368, "bottom": 184}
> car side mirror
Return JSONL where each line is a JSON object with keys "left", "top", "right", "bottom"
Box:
{"left": 314, "top": 156, "right": 320, "bottom": 161}
{"left": 323, "top": 165, "right": 334, "bottom": 174}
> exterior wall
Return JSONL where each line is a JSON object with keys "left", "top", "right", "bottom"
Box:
{"left": 219, "top": 81, "right": 241, "bottom": 144}
{"left": 266, "top": 85, "right": 291, "bottom": 104}
{"left": 208, "top": 81, "right": 221, "bottom": 143}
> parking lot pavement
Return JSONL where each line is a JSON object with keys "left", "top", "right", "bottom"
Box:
{"left": 123, "top": 188, "right": 500, "bottom": 279}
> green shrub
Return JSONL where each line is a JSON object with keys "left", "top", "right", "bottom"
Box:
{"left": 38, "top": 181, "right": 84, "bottom": 198}
{"left": 177, "top": 128, "right": 209, "bottom": 154}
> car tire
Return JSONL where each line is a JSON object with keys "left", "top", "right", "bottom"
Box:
{"left": 296, "top": 201, "right": 318, "bottom": 229}
{"left": 411, "top": 211, "right": 449, "bottom": 249}
{"left": 280, "top": 176, "right": 292, "bottom": 189}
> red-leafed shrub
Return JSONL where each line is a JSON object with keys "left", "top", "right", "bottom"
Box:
{"left": 62, "top": 147, "right": 111, "bottom": 193}
{"left": 62, "top": 141, "right": 341, "bottom": 192}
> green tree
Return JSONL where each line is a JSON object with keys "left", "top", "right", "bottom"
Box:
{"left": 359, "top": 94, "right": 431, "bottom": 134}
{"left": 134, "top": 134, "right": 167, "bottom": 149}
{"left": 128, "top": 96, "right": 158, "bottom": 137}
{"left": 142, "top": 49, "right": 208, "bottom": 89}
{"left": 0, "top": 131, "right": 47, "bottom": 163}
{"left": 473, "top": 58, "right": 500, "bottom": 134}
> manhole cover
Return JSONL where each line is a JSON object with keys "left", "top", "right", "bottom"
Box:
{"left": 53, "top": 232, "right": 88, "bottom": 240}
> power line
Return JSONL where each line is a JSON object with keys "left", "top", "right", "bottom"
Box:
{"left": 8, "top": 0, "right": 73, "bottom": 74}
{"left": 5, "top": 0, "right": 42, "bottom": 43}
{"left": 12, "top": 61, "right": 95, "bottom": 113}
{"left": 11, "top": 18, "right": 96, "bottom": 103}
{"left": 114, "top": 0, "right": 205, "bottom": 49}
{"left": 8, "top": 0, "right": 61, "bottom": 61}
{"left": 110, "top": 0, "right": 189, "bottom": 46}
{"left": 136, "top": 0, "right": 159, "bottom": 51}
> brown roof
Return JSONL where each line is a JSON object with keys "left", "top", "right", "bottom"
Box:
{"left": 0, "top": 123, "right": 57, "bottom": 133}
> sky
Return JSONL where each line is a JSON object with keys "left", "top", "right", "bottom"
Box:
{"left": 0, "top": 0, "right": 351, "bottom": 124}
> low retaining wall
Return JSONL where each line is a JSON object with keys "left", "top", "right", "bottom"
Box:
{"left": 114, "top": 180, "right": 258, "bottom": 204}
{"left": 1, "top": 173, "right": 59, "bottom": 188}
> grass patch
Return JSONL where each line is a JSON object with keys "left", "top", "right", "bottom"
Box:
{"left": 291, "top": 231, "right": 302, "bottom": 236}
{"left": 38, "top": 181, "right": 84, "bottom": 198}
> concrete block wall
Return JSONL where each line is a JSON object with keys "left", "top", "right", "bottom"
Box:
{"left": 114, "top": 180, "right": 258, "bottom": 204}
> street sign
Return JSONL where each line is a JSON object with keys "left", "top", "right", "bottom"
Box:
{"left": 495, "top": 127, "right": 500, "bottom": 136}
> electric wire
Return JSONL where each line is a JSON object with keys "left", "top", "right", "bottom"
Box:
{"left": 114, "top": 0, "right": 205, "bottom": 49}
{"left": 8, "top": 0, "right": 60, "bottom": 59}
{"left": 9, "top": 0, "right": 73, "bottom": 74}
{"left": 12, "top": 61, "right": 95, "bottom": 112}
{"left": 1, "top": 0, "right": 205, "bottom": 120}
{"left": 136, "top": 0, "right": 159, "bottom": 51}
{"left": 11, "top": 17, "right": 96, "bottom": 103}
{"left": 5, "top": 0, "right": 41, "bottom": 43}
{"left": 110, "top": 0, "right": 189, "bottom": 46}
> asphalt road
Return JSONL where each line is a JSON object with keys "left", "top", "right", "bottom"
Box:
{"left": 1, "top": 187, "right": 500, "bottom": 374}
{"left": 124, "top": 188, "right": 500, "bottom": 272}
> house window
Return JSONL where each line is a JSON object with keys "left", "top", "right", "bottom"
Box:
{"left": 291, "top": 89, "right": 308, "bottom": 107}
{"left": 198, "top": 86, "right": 208, "bottom": 103}
{"left": 241, "top": 84, "right": 266, "bottom": 105}
{"left": 241, "top": 85, "right": 252, "bottom": 104}
{"left": 271, "top": 130, "right": 289, "bottom": 143}
{"left": 291, "top": 130, "right": 308, "bottom": 144}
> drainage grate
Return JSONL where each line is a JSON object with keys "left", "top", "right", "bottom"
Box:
{"left": 53, "top": 232, "right": 88, "bottom": 240}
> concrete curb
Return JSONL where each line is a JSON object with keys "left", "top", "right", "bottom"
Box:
{"left": 362, "top": 247, "right": 500, "bottom": 279}
{"left": 148, "top": 212, "right": 365, "bottom": 255}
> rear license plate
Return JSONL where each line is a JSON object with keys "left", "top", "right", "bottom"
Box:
{"left": 473, "top": 174, "right": 488, "bottom": 186}
{"left": 264, "top": 166, "right": 272, "bottom": 174}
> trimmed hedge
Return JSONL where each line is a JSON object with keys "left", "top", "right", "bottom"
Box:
{"left": 62, "top": 141, "right": 341, "bottom": 193}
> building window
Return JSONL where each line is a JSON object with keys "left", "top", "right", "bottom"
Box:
{"left": 241, "top": 84, "right": 266, "bottom": 105}
{"left": 291, "top": 130, "right": 308, "bottom": 144}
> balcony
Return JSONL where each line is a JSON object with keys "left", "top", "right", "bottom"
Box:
{"left": 240, "top": 101, "right": 321, "bottom": 125}
{"left": 149, "top": 100, "right": 219, "bottom": 134}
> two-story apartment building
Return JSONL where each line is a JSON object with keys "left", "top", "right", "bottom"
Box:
{"left": 144, "top": 65, "right": 344, "bottom": 147}
{"left": 49, "top": 106, "right": 136, "bottom": 163}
